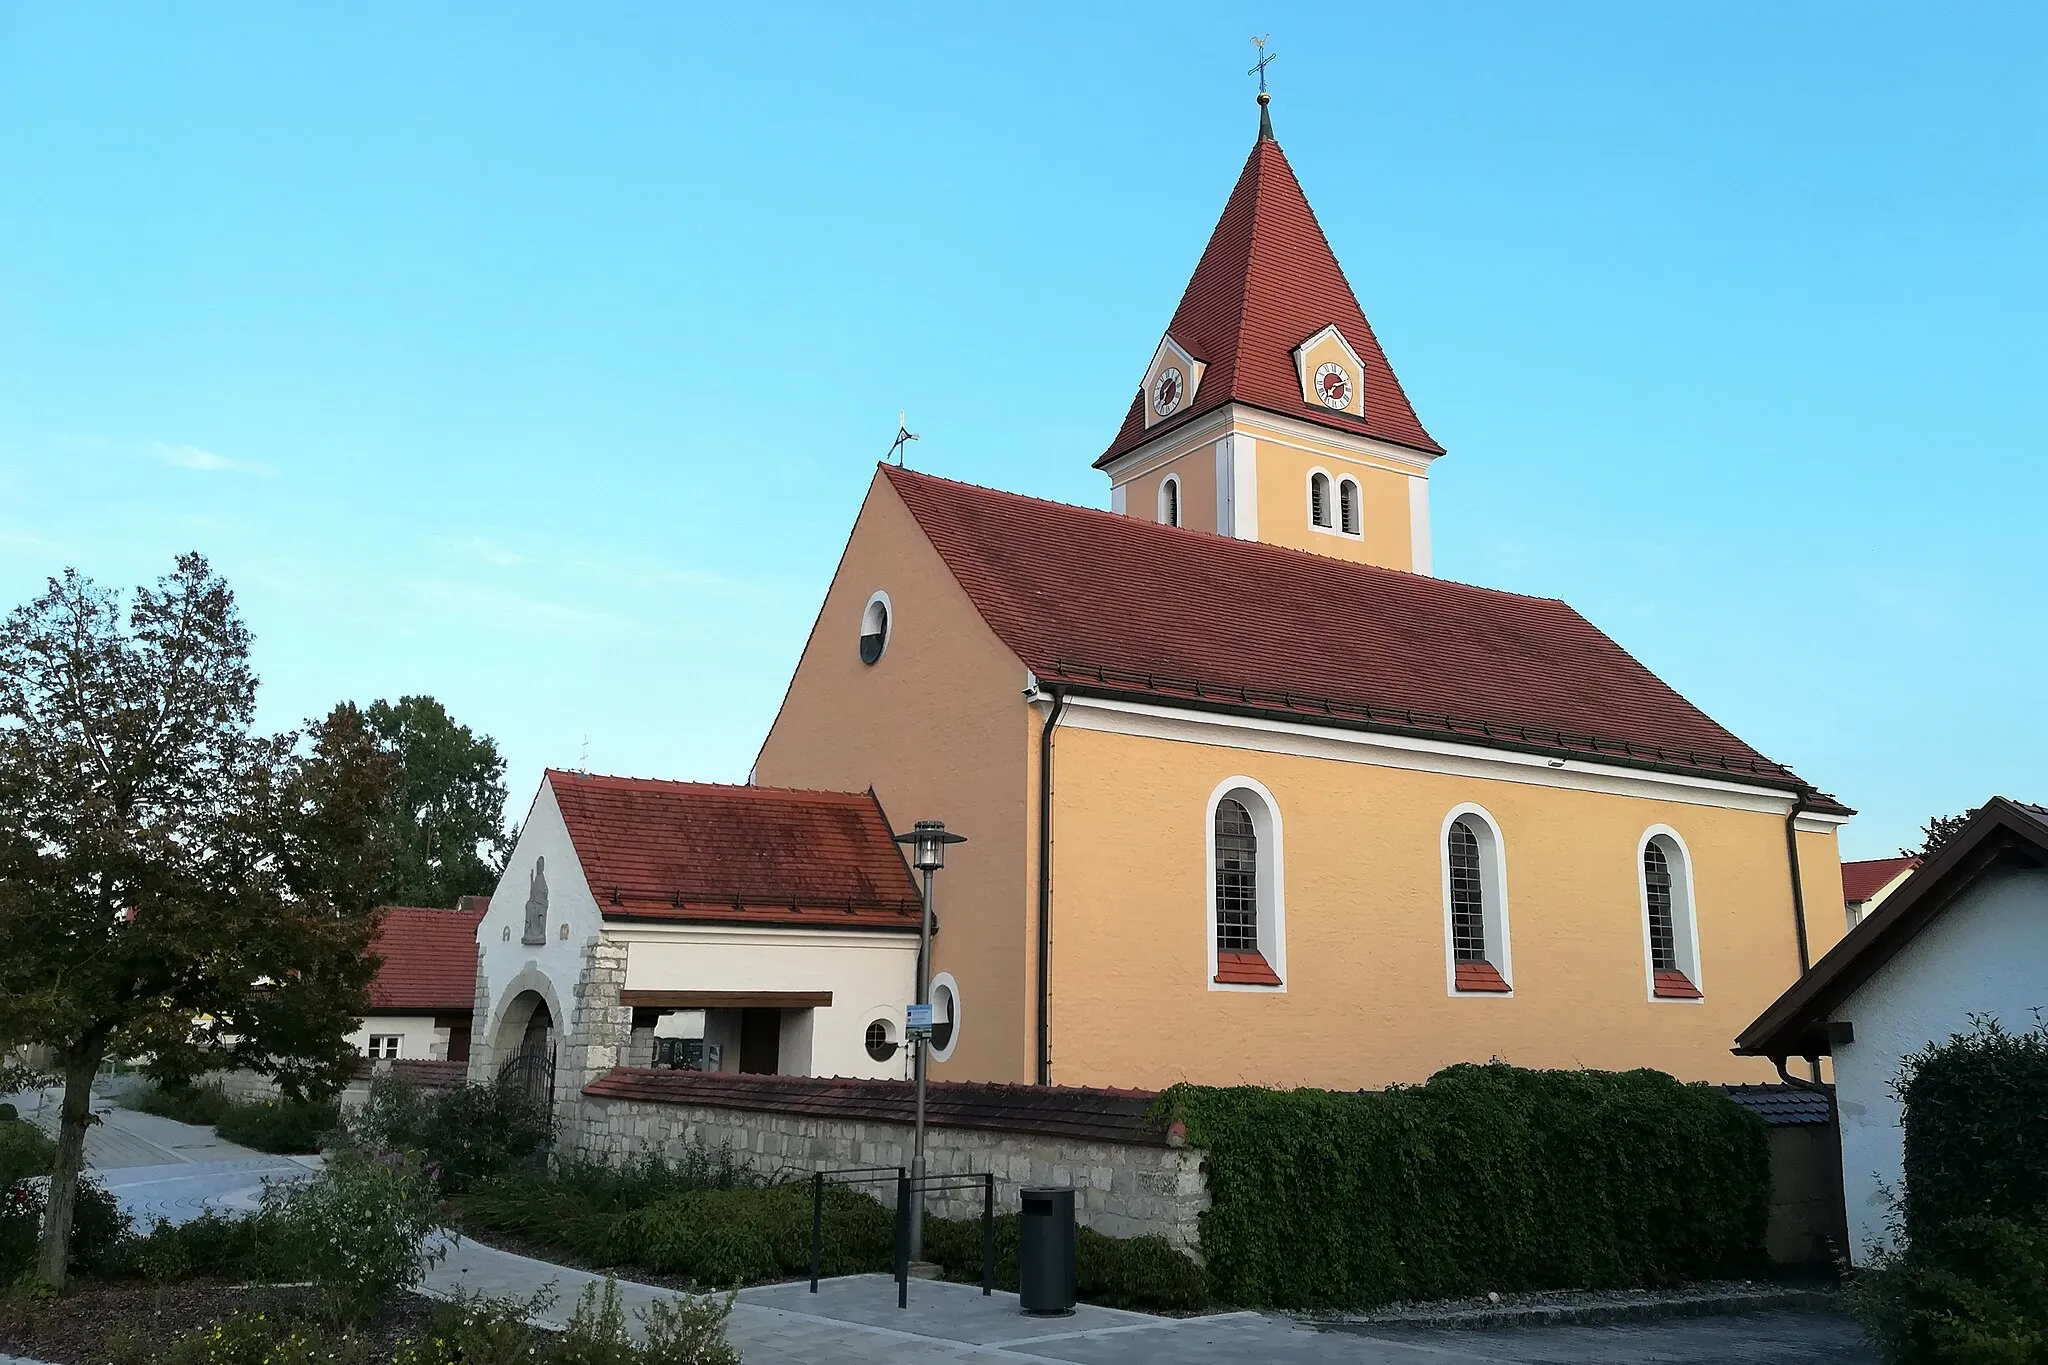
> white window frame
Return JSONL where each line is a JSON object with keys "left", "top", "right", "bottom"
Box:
{"left": 1307, "top": 469, "right": 1335, "bottom": 530}
{"left": 926, "top": 972, "right": 961, "bottom": 1061}
{"left": 1158, "top": 474, "right": 1181, "bottom": 528}
{"left": 1440, "top": 802, "right": 1513, "bottom": 997}
{"left": 1204, "top": 776, "right": 1287, "bottom": 992}
{"left": 858, "top": 589, "right": 893, "bottom": 665}
{"left": 1337, "top": 476, "right": 1363, "bottom": 538}
{"left": 366, "top": 1034, "right": 401, "bottom": 1060}
{"left": 1638, "top": 825, "right": 1704, "bottom": 1002}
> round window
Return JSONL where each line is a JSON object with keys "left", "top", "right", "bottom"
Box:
{"left": 859, "top": 592, "right": 891, "bottom": 666}
{"left": 864, "top": 1019, "right": 898, "bottom": 1062}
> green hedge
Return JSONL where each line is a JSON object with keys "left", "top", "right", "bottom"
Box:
{"left": 1159, "top": 1062, "right": 1770, "bottom": 1309}
{"left": 1899, "top": 1017, "right": 2048, "bottom": 1241}
{"left": 131, "top": 1082, "right": 336, "bottom": 1155}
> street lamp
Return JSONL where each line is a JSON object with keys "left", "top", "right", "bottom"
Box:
{"left": 893, "top": 818, "right": 965, "bottom": 1265}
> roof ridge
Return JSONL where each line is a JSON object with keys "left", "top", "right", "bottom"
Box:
{"left": 880, "top": 462, "right": 1575, "bottom": 610}
{"left": 544, "top": 769, "right": 878, "bottom": 805}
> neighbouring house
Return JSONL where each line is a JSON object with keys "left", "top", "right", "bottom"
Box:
{"left": 1735, "top": 797, "right": 2048, "bottom": 1262}
{"left": 349, "top": 903, "right": 489, "bottom": 1063}
{"left": 1841, "top": 854, "right": 1919, "bottom": 930}
{"left": 468, "top": 774, "right": 924, "bottom": 1109}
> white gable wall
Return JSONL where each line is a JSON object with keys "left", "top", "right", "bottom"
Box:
{"left": 1830, "top": 864, "right": 2048, "bottom": 1260}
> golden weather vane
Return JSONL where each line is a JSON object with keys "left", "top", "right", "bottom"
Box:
{"left": 1248, "top": 34, "right": 1278, "bottom": 97}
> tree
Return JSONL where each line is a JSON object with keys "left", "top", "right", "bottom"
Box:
{"left": 1904, "top": 809, "right": 1978, "bottom": 860}
{"left": 349, "top": 695, "right": 509, "bottom": 909}
{"left": 0, "top": 556, "right": 398, "bottom": 1288}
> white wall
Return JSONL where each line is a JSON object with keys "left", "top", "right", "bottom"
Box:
{"left": 1831, "top": 865, "right": 2048, "bottom": 1261}
{"left": 471, "top": 778, "right": 605, "bottom": 1075}
{"left": 347, "top": 1016, "right": 448, "bottom": 1060}
{"left": 612, "top": 924, "right": 918, "bottom": 1080}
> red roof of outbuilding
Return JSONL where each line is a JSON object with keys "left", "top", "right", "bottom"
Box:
{"left": 547, "top": 771, "right": 923, "bottom": 931}
{"left": 881, "top": 464, "right": 1843, "bottom": 803}
{"left": 1098, "top": 129, "right": 1443, "bottom": 467}
{"left": 367, "top": 906, "right": 485, "bottom": 1013}
{"left": 1841, "top": 855, "right": 1920, "bottom": 903}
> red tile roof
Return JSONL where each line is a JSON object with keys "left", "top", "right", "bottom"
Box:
{"left": 1098, "top": 130, "right": 1442, "bottom": 467}
{"left": 881, "top": 465, "right": 1842, "bottom": 802}
{"left": 367, "top": 906, "right": 484, "bottom": 1013}
{"left": 583, "top": 1070, "right": 1170, "bottom": 1145}
{"left": 1841, "top": 855, "right": 1920, "bottom": 903}
{"left": 547, "top": 771, "right": 923, "bottom": 931}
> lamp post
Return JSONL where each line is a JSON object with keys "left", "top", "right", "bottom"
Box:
{"left": 894, "top": 818, "right": 965, "bottom": 1264}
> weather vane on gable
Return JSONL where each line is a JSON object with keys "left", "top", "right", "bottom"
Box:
{"left": 886, "top": 410, "right": 920, "bottom": 466}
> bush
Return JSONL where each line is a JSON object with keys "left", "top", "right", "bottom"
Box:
{"left": 214, "top": 1096, "right": 339, "bottom": 1155}
{"left": 1897, "top": 1016, "right": 2048, "bottom": 1242}
{"left": 152, "top": 1310, "right": 363, "bottom": 1365}
{"left": 108, "top": 1211, "right": 265, "bottom": 1284}
{"left": 921, "top": 1211, "right": 1208, "bottom": 1311}
{"left": 131, "top": 1081, "right": 234, "bottom": 1128}
{"left": 251, "top": 1149, "right": 443, "bottom": 1324}
{"left": 611, "top": 1185, "right": 892, "bottom": 1287}
{"left": 348, "top": 1074, "right": 554, "bottom": 1193}
{"left": 392, "top": 1280, "right": 738, "bottom": 1365}
{"left": 0, "top": 1102, "right": 18, "bottom": 1122}
{"left": 1850, "top": 1215, "right": 2048, "bottom": 1365}
{"left": 0, "top": 1119, "right": 56, "bottom": 1185}
{"left": 1158, "top": 1062, "right": 1771, "bottom": 1309}
{"left": 0, "top": 1175, "right": 131, "bottom": 1280}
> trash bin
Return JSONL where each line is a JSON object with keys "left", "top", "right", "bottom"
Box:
{"left": 1017, "top": 1187, "right": 1076, "bottom": 1315}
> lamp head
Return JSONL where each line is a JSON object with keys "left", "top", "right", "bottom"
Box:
{"left": 895, "top": 818, "right": 967, "bottom": 870}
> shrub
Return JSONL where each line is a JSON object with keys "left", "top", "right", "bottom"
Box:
{"left": 1897, "top": 1016, "right": 2048, "bottom": 1242}
{"left": 0, "top": 1119, "right": 56, "bottom": 1185}
{"left": 1850, "top": 1215, "right": 2048, "bottom": 1365}
{"left": 131, "top": 1081, "right": 234, "bottom": 1128}
{"left": 152, "top": 1310, "right": 364, "bottom": 1365}
{"left": 0, "top": 1175, "right": 131, "bottom": 1280}
{"left": 920, "top": 1210, "right": 1207, "bottom": 1311}
{"left": 348, "top": 1074, "right": 554, "bottom": 1193}
{"left": 392, "top": 1281, "right": 738, "bottom": 1365}
{"left": 611, "top": 1185, "right": 891, "bottom": 1287}
{"left": 214, "top": 1096, "right": 339, "bottom": 1155}
{"left": 0, "top": 1102, "right": 17, "bottom": 1122}
{"left": 1158, "top": 1062, "right": 1771, "bottom": 1309}
{"left": 252, "top": 1148, "right": 443, "bottom": 1324}
{"left": 110, "top": 1211, "right": 265, "bottom": 1284}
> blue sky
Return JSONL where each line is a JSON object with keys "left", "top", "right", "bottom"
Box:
{"left": 2, "top": 4, "right": 2041, "bottom": 860}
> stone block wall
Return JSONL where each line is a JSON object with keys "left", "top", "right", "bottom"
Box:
{"left": 558, "top": 936, "right": 632, "bottom": 1130}
{"left": 568, "top": 1092, "right": 1210, "bottom": 1252}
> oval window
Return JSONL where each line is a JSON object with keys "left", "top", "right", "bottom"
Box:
{"left": 864, "top": 1019, "right": 898, "bottom": 1062}
{"left": 859, "top": 592, "right": 890, "bottom": 666}
{"left": 928, "top": 973, "right": 960, "bottom": 1061}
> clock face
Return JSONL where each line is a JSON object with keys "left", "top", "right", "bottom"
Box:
{"left": 1315, "top": 362, "right": 1352, "bottom": 410}
{"left": 1153, "top": 367, "right": 1183, "bottom": 416}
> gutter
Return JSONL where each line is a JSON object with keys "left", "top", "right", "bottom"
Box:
{"left": 1785, "top": 789, "right": 1813, "bottom": 975}
{"left": 1034, "top": 684, "right": 1068, "bottom": 1086}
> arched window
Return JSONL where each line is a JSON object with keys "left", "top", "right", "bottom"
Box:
{"left": 1159, "top": 475, "right": 1181, "bottom": 528}
{"left": 859, "top": 591, "right": 891, "bottom": 665}
{"left": 1442, "top": 805, "right": 1512, "bottom": 993}
{"left": 1207, "top": 779, "right": 1285, "bottom": 988}
{"left": 1339, "top": 478, "right": 1361, "bottom": 536}
{"left": 1641, "top": 830, "right": 1702, "bottom": 999}
{"left": 1309, "top": 472, "right": 1333, "bottom": 529}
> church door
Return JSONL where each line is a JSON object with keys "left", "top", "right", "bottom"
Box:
{"left": 739, "top": 1008, "right": 781, "bottom": 1075}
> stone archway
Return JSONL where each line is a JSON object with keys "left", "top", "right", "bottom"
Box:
{"left": 476, "top": 964, "right": 566, "bottom": 1083}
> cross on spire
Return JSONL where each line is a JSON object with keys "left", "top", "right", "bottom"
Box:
{"left": 1248, "top": 35, "right": 1277, "bottom": 140}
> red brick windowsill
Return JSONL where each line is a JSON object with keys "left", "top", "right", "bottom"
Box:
{"left": 1454, "top": 961, "right": 1512, "bottom": 993}
{"left": 1214, "top": 950, "right": 1282, "bottom": 986}
{"left": 1653, "top": 969, "right": 1703, "bottom": 999}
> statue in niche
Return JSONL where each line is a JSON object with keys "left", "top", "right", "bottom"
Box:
{"left": 522, "top": 857, "right": 549, "bottom": 945}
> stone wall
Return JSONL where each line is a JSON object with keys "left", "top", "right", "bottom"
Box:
{"left": 567, "top": 1091, "right": 1210, "bottom": 1252}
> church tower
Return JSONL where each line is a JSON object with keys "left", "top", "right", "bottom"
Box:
{"left": 1097, "top": 93, "right": 1444, "bottom": 573}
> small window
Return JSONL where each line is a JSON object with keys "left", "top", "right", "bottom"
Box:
{"left": 1215, "top": 799, "right": 1258, "bottom": 952}
{"left": 1159, "top": 476, "right": 1181, "bottom": 528}
{"left": 928, "top": 974, "right": 960, "bottom": 1060}
{"left": 1642, "top": 830, "right": 1702, "bottom": 999}
{"left": 1309, "top": 472, "right": 1333, "bottom": 528}
{"left": 1339, "top": 478, "right": 1361, "bottom": 536}
{"left": 1443, "top": 806, "right": 1511, "bottom": 993}
{"left": 864, "top": 1019, "right": 898, "bottom": 1062}
{"left": 858, "top": 591, "right": 891, "bottom": 666}
{"left": 367, "top": 1035, "right": 401, "bottom": 1060}
{"left": 1208, "top": 779, "right": 1285, "bottom": 988}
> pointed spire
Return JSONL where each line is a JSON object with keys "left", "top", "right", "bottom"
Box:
{"left": 1249, "top": 35, "right": 1278, "bottom": 143}
{"left": 1257, "top": 89, "right": 1273, "bottom": 142}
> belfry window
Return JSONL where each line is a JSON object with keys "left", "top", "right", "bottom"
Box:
{"left": 1443, "top": 806, "right": 1512, "bottom": 993}
{"left": 1208, "top": 780, "right": 1285, "bottom": 988}
{"left": 1642, "top": 831, "right": 1702, "bottom": 999}
{"left": 1310, "top": 472, "right": 1333, "bottom": 529}
{"left": 1339, "top": 478, "right": 1361, "bottom": 536}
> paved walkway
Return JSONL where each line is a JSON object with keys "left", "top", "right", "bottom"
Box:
{"left": 14, "top": 1099, "right": 1873, "bottom": 1363}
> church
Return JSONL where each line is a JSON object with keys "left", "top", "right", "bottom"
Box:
{"left": 470, "top": 93, "right": 1852, "bottom": 1098}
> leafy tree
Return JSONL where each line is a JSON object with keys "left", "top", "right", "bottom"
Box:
{"left": 0, "top": 555, "right": 398, "bottom": 1287}
{"left": 1904, "top": 809, "right": 1979, "bottom": 860}
{"left": 344, "top": 695, "right": 508, "bottom": 909}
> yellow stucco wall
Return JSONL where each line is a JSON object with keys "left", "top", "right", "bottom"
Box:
{"left": 753, "top": 471, "right": 1036, "bottom": 1082}
{"left": 1251, "top": 433, "right": 1417, "bottom": 570}
{"left": 1120, "top": 453, "right": 1219, "bottom": 536}
{"left": 1797, "top": 827, "right": 1850, "bottom": 962}
{"left": 1043, "top": 722, "right": 1834, "bottom": 1091}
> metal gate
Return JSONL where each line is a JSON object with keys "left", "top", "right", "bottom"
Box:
{"left": 497, "top": 1045, "right": 555, "bottom": 1113}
